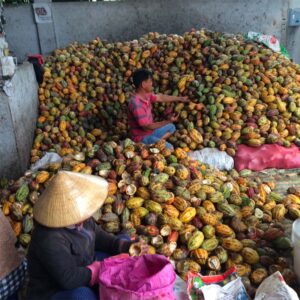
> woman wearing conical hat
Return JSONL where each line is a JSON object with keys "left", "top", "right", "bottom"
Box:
{"left": 27, "top": 171, "right": 148, "bottom": 300}
{"left": 0, "top": 210, "right": 27, "bottom": 300}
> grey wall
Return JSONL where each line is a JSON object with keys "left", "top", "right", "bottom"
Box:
{"left": 287, "top": 0, "right": 300, "bottom": 62}
{"left": 4, "top": 0, "right": 300, "bottom": 63}
{"left": 0, "top": 63, "right": 38, "bottom": 179}
{"left": 5, "top": 5, "right": 40, "bottom": 62}
{"left": 52, "top": 0, "right": 286, "bottom": 45}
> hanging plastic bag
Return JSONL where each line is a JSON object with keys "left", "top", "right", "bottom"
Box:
{"left": 174, "top": 275, "right": 189, "bottom": 300}
{"left": 1, "top": 56, "right": 17, "bottom": 77}
{"left": 246, "top": 31, "right": 280, "bottom": 52}
{"left": 187, "top": 267, "right": 249, "bottom": 300}
{"left": 246, "top": 31, "right": 290, "bottom": 58}
{"left": 188, "top": 148, "right": 234, "bottom": 170}
{"left": 254, "top": 271, "right": 299, "bottom": 300}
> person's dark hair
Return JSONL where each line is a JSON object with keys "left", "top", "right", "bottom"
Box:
{"left": 132, "top": 68, "right": 152, "bottom": 88}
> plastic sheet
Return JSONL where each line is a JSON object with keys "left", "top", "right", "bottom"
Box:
{"left": 188, "top": 148, "right": 234, "bottom": 171}
{"left": 30, "top": 152, "right": 63, "bottom": 172}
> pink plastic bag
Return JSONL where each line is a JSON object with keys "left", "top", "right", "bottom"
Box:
{"left": 234, "top": 144, "right": 300, "bottom": 171}
{"left": 98, "top": 254, "right": 176, "bottom": 300}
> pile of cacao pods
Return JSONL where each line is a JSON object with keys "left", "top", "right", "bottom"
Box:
{"left": 1, "top": 139, "right": 300, "bottom": 296}
{"left": 33, "top": 29, "right": 300, "bottom": 161}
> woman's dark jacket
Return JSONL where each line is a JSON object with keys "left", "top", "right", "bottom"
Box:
{"left": 27, "top": 219, "right": 131, "bottom": 300}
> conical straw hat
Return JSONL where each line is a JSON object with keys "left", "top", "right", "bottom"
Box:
{"left": 33, "top": 171, "right": 108, "bottom": 228}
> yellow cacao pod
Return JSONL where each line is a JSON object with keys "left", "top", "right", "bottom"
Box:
{"left": 241, "top": 247, "right": 260, "bottom": 264}
{"left": 173, "top": 197, "right": 189, "bottom": 212}
{"left": 263, "top": 200, "right": 276, "bottom": 211}
{"left": 272, "top": 204, "right": 286, "bottom": 221}
{"left": 189, "top": 128, "right": 203, "bottom": 144}
{"left": 286, "top": 194, "right": 300, "bottom": 205}
{"left": 201, "top": 185, "right": 216, "bottom": 194}
{"left": 236, "top": 263, "right": 252, "bottom": 277}
{"left": 36, "top": 171, "right": 50, "bottom": 183}
{"left": 240, "top": 206, "right": 254, "bottom": 219}
{"left": 133, "top": 207, "right": 149, "bottom": 218}
{"left": 2, "top": 202, "right": 11, "bottom": 216}
{"left": 126, "top": 197, "right": 144, "bottom": 209}
{"left": 164, "top": 205, "right": 180, "bottom": 218}
{"left": 258, "top": 184, "right": 267, "bottom": 202}
{"left": 191, "top": 248, "right": 208, "bottom": 265}
{"left": 188, "top": 180, "right": 202, "bottom": 194}
{"left": 200, "top": 213, "right": 219, "bottom": 226}
{"left": 130, "top": 213, "right": 141, "bottom": 227}
{"left": 176, "top": 165, "right": 190, "bottom": 180}
{"left": 202, "top": 200, "right": 215, "bottom": 212}
{"left": 222, "top": 238, "right": 243, "bottom": 252}
{"left": 174, "top": 148, "right": 187, "bottom": 159}
{"left": 136, "top": 187, "right": 151, "bottom": 199}
{"left": 180, "top": 207, "right": 196, "bottom": 223}
{"left": 215, "top": 224, "right": 234, "bottom": 237}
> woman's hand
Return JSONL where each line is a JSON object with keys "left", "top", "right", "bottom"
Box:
{"left": 87, "top": 261, "right": 101, "bottom": 286}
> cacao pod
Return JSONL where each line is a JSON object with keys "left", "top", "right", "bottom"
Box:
{"left": 272, "top": 204, "right": 286, "bottom": 220}
{"left": 16, "top": 184, "right": 29, "bottom": 202}
{"left": 188, "top": 230, "right": 204, "bottom": 250}
{"left": 214, "top": 246, "right": 228, "bottom": 264}
{"left": 207, "top": 256, "right": 221, "bottom": 271}
{"left": 222, "top": 238, "right": 243, "bottom": 252}
{"left": 179, "top": 207, "right": 196, "bottom": 223}
{"left": 201, "top": 238, "right": 219, "bottom": 251}
{"left": 250, "top": 268, "right": 268, "bottom": 285}
{"left": 202, "top": 225, "right": 216, "bottom": 239}
{"left": 126, "top": 197, "right": 144, "bottom": 209}
{"left": 144, "top": 201, "right": 162, "bottom": 214}
{"left": 191, "top": 248, "right": 208, "bottom": 265}
{"left": 241, "top": 247, "right": 260, "bottom": 264}
{"left": 215, "top": 224, "right": 234, "bottom": 237}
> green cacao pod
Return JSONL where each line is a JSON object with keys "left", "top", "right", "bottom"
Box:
{"left": 217, "top": 202, "right": 236, "bottom": 217}
{"left": 188, "top": 230, "right": 204, "bottom": 250}
{"left": 19, "top": 233, "right": 31, "bottom": 247}
{"left": 22, "top": 215, "right": 34, "bottom": 234}
{"left": 145, "top": 200, "right": 162, "bottom": 214}
{"left": 202, "top": 225, "right": 216, "bottom": 239}
{"left": 16, "top": 184, "right": 29, "bottom": 202}
{"left": 201, "top": 238, "right": 219, "bottom": 251}
{"left": 214, "top": 246, "right": 228, "bottom": 264}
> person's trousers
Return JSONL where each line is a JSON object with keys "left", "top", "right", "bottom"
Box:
{"left": 141, "top": 123, "right": 176, "bottom": 149}
{"left": 51, "top": 287, "right": 98, "bottom": 300}
{"left": 51, "top": 234, "right": 131, "bottom": 300}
